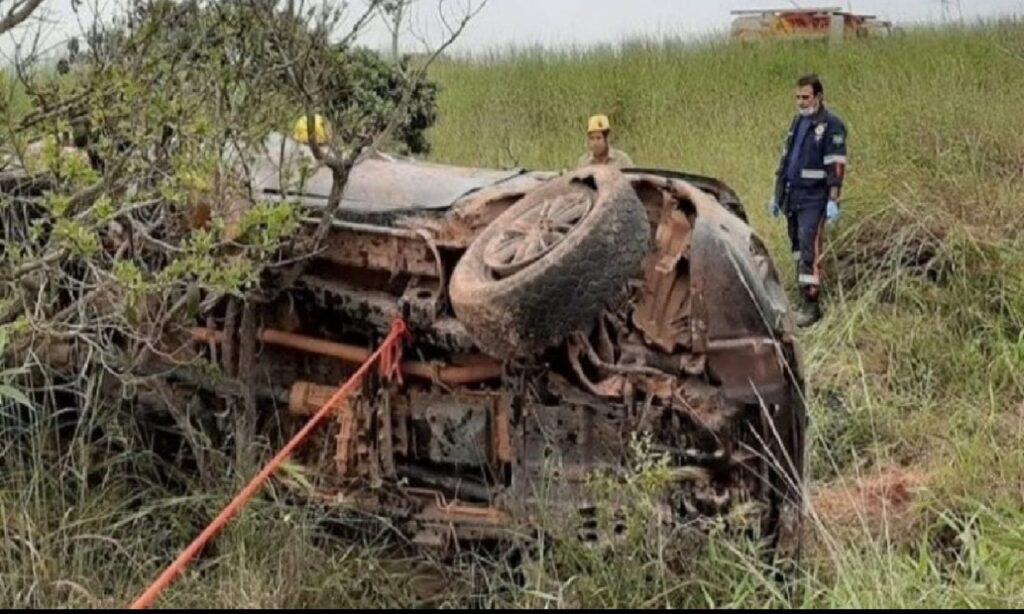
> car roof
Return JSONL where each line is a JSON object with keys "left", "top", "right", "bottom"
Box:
{"left": 251, "top": 133, "right": 528, "bottom": 219}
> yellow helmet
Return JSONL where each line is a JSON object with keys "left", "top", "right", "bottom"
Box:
{"left": 293, "top": 114, "right": 331, "bottom": 145}
{"left": 587, "top": 114, "right": 611, "bottom": 134}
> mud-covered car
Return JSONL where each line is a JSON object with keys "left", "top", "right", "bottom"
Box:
{"left": 187, "top": 135, "right": 807, "bottom": 556}
{"left": 2, "top": 133, "right": 807, "bottom": 558}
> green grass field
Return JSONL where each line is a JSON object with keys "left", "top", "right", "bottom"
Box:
{"left": 4, "top": 21, "right": 1024, "bottom": 608}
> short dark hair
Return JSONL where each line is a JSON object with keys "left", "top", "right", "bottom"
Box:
{"left": 797, "top": 74, "right": 823, "bottom": 96}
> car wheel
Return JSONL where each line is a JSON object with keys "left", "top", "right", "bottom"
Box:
{"left": 449, "top": 166, "right": 650, "bottom": 359}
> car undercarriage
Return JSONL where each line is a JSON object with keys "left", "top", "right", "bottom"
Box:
{"left": 2, "top": 135, "right": 808, "bottom": 560}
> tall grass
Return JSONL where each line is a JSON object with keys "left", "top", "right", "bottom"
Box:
{"left": 0, "top": 388, "right": 446, "bottom": 608}
{"left": 5, "top": 22, "right": 1024, "bottom": 608}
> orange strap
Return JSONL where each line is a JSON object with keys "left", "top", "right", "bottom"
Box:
{"left": 129, "top": 318, "right": 408, "bottom": 609}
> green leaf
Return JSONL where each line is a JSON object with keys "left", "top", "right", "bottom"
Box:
{"left": 277, "top": 458, "right": 315, "bottom": 492}
{"left": 0, "top": 384, "right": 33, "bottom": 410}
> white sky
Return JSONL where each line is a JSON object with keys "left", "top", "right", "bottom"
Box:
{"left": 386, "top": 0, "right": 1024, "bottom": 55}
{"left": 2, "top": 0, "right": 1023, "bottom": 61}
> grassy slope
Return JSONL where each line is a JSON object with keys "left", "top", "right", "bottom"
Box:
{"left": 4, "top": 22, "right": 1024, "bottom": 609}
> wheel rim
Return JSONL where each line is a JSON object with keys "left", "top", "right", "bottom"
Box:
{"left": 483, "top": 191, "right": 593, "bottom": 279}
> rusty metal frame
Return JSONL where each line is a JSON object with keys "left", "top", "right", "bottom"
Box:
{"left": 191, "top": 327, "right": 502, "bottom": 387}
{"left": 633, "top": 193, "right": 694, "bottom": 353}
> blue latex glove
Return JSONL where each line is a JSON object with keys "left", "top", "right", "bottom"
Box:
{"left": 768, "top": 198, "right": 781, "bottom": 218}
{"left": 826, "top": 200, "right": 840, "bottom": 225}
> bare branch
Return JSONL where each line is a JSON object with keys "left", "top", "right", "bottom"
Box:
{"left": 0, "top": 0, "right": 45, "bottom": 38}
{"left": 377, "top": 0, "right": 417, "bottom": 60}
{"left": 1, "top": 248, "right": 67, "bottom": 283}
{"left": 338, "top": 0, "right": 385, "bottom": 48}
{"left": 437, "top": 0, "right": 453, "bottom": 38}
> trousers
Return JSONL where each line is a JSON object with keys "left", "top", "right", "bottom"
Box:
{"left": 786, "top": 200, "right": 826, "bottom": 301}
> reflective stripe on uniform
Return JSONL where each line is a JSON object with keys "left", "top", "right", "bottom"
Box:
{"left": 798, "top": 273, "right": 820, "bottom": 285}
{"left": 800, "top": 169, "right": 826, "bottom": 180}
{"left": 824, "top": 155, "right": 847, "bottom": 165}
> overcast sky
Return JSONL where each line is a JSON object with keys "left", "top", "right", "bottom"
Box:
{"left": 382, "top": 0, "right": 1024, "bottom": 54}
{"left": 3, "top": 0, "right": 1022, "bottom": 61}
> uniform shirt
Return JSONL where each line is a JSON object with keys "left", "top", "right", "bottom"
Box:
{"left": 785, "top": 115, "right": 813, "bottom": 183}
{"left": 577, "top": 147, "right": 635, "bottom": 169}
{"left": 773, "top": 105, "right": 848, "bottom": 210}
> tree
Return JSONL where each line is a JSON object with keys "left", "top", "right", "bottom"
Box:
{"left": 0, "top": 0, "right": 485, "bottom": 478}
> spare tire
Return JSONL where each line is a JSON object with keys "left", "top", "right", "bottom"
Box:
{"left": 449, "top": 166, "right": 650, "bottom": 359}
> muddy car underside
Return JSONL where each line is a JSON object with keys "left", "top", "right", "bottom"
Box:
{"left": 3, "top": 138, "right": 808, "bottom": 557}
{"left": 177, "top": 143, "right": 808, "bottom": 555}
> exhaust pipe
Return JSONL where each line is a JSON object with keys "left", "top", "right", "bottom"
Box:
{"left": 190, "top": 327, "right": 503, "bottom": 386}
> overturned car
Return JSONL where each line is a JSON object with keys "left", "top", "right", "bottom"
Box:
{"left": 187, "top": 137, "right": 807, "bottom": 556}
{"left": 3, "top": 134, "right": 808, "bottom": 558}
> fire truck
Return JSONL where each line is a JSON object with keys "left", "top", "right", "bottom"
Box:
{"left": 730, "top": 6, "right": 896, "bottom": 43}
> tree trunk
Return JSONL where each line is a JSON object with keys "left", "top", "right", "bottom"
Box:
{"left": 391, "top": 3, "right": 404, "bottom": 61}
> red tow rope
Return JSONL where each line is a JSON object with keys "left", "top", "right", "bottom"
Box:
{"left": 129, "top": 319, "right": 408, "bottom": 609}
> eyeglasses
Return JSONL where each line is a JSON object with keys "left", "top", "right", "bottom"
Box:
{"left": 795, "top": 94, "right": 814, "bottom": 100}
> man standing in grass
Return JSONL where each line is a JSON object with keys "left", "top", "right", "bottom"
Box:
{"left": 768, "top": 74, "right": 848, "bottom": 327}
{"left": 577, "top": 114, "right": 634, "bottom": 169}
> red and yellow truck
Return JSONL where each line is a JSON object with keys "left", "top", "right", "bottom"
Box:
{"left": 730, "top": 6, "right": 895, "bottom": 42}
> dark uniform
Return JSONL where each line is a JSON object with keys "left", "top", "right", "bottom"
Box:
{"left": 773, "top": 105, "right": 847, "bottom": 307}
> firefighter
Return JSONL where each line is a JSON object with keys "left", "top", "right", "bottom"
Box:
{"left": 768, "top": 74, "right": 847, "bottom": 327}
{"left": 577, "top": 114, "right": 634, "bottom": 169}
{"left": 293, "top": 113, "right": 331, "bottom": 146}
